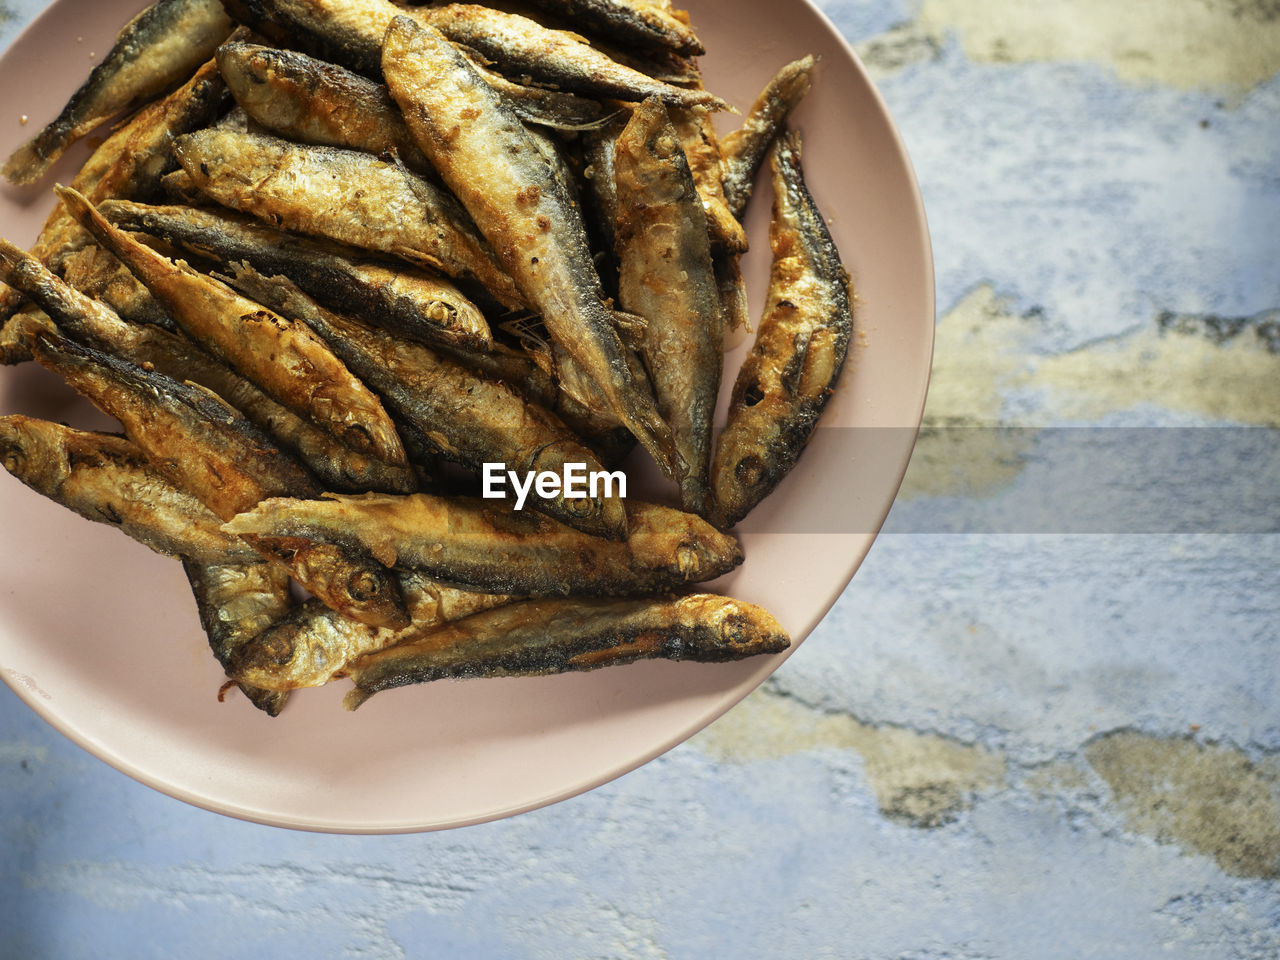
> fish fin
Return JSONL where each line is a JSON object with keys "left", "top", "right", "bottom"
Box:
{"left": 610, "top": 308, "right": 648, "bottom": 348}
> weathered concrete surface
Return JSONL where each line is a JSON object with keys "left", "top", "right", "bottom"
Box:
{"left": 916, "top": 0, "right": 1280, "bottom": 93}
{"left": 2, "top": 0, "right": 1278, "bottom": 957}
{"left": 1086, "top": 731, "right": 1280, "bottom": 879}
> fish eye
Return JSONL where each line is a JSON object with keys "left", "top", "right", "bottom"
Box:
{"left": 734, "top": 455, "right": 764, "bottom": 488}
{"left": 718, "top": 613, "right": 748, "bottom": 645}
{"left": 347, "top": 570, "right": 384, "bottom": 602}
{"left": 426, "top": 302, "right": 456, "bottom": 323}
{"left": 260, "top": 632, "right": 295, "bottom": 666}
{"left": 1, "top": 446, "right": 23, "bottom": 475}
{"left": 675, "top": 542, "right": 703, "bottom": 577}
{"left": 343, "top": 423, "right": 374, "bottom": 454}
{"left": 565, "top": 496, "right": 598, "bottom": 518}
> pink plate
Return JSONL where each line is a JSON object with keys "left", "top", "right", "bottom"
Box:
{"left": 0, "top": 0, "right": 933, "bottom": 831}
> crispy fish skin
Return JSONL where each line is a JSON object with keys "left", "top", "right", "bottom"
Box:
{"left": 224, "top": 492, "right": 744, "bottom": 598}
{"left": 710, "top": 132, "right": 853, "bottom": 529}
{"left": 100, "top": 200, "right": 491, "bottom": 351}
{"left": 56, "top": 186, "right": 411, "bottom": 471}
{"left": 0, "top": 308, "right": 56, "bottom": 365}
{"left": 458, "top": 54, "right": 608, "bottom": 131}
{"left": 216, "top": 42, "right": 434, "bottom": 173}
{"left": 0, "top": 237, "right": 415, "bottom": 494}
{"left": 0, "top": 56, "right": 229, "bottom": 321}
{"left": 26, "top": 326, "right": 408, "bottom": 629}
{"left": 27, "top": 325, "right": 319, "bottom": 518}
{"left": 182, "top": 560, "right": 295, "bottom": 715}
{"left": 420, "top": 4, "right": 725, "bottom": 108}
{"left": 613, "top": 98, "right": 723, "bottom": 516}
{"left": 220, "top": 0, "right": 391, "bottom": 75}
{"left": 342, "top": 593, "right": 790, "bottom": 709}
{"left": 670, "top": 105, "right": 749, "bottom": 255}
{"left": 227, "top": 265, "right": 630, "bottom": 540}
{"left": 59, "top": 245, "right": 174, "bottom": 329}
{"left": 383, "top": 17, "right": 680, "bottom": 478}
{"left": 220, "top": 0, "right": 722, "bottom": 107}
{"left": 0, "top": 416, "right": 261, "bottom": 565}
{"left": 0, "top": 0, "right": 233, "bottom": 185}
{"left": 520, "top": 0, "right": 704, "bottom": 55}
{"left": 227, "top": 571, "right": 512, "bottom": 691}
{"left": 172, "top": 129, "right": 525, "bottom": 310}
{"left": 721, "top": 55, "right": 816, "bottom": 221}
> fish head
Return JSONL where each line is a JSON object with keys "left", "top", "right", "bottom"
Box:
{"left": 680, "top": 596, "right": 790, "bottom": 660}
{"left": 528, "top": 443, "right": 630, "bottom": 540}
{"left": 671, "top": 528, "right": 744, "bottom": 581}
{"left": 0, "top": 416, "right": 62, "bottom": 486}
{"left": 709, "top": 445, "right": 777, "bottom": 532}
{"left": 625, "top": 503, "right": 744, "bottom": 580}
{"left": 227, "top": 619, "right": 324, "bottom": 691}
{"left": 242, "top": 534, "right": 411, "bottom": 631}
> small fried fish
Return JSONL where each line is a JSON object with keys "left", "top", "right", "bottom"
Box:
{"left": 227, "top": 571, "right": 511, "bottom": 692}
{"left": 227, "top": 265, "right": 629, "bottom": 539}
{"left": 420, "top": 4, "right": 724, "bottom": 108}
{"left": 1, "top": 0, "right": 233, "bottom": 184}
{"left": 0, "top": 237, "right": 415, "bottom": 494}
{"left": 100, "top": 199, "right": 491, "bottom": 352}
{"left": 28, "top": 327, "right": 408, "bottom": 629}
{"left": 0, "top": 55, "right": 229, "bottom": 321}
{"left": 519, "top": 0, "right": 704, "bottom": 55}
{"left": 27, "top": 325, "right": 318, "bottom": 517}
{"left": 613, "top": 97, "right": 724, "bottom": 516}
{"left": 217, "top": 41, "right": 434, "bottom": 174}
{"left": 459, "top": 54, "right": 609, "bottom": 131}
{"left": 224, "top": 492, "right": 743, "bottom": 598}
{"left": 182, "top": 559, "right": 295, "bottom": 716}
{"left": 343, "top": 593, "right": 790, "bottom": 709}
{"left": 721, "top": 55, "right": 817, "bottom": 221}
{"left": 56, "top": 186, "right": 411, "bottom": 472}
{"left": 710, "top": 132, "right": 853, "bottom": 529}
{"left": 670, "top": 104, "right": 748, "bottom": 255}
{"left": 219, "top": 0, "right": 723, "bottom": 107}
{"left": 384, "top": 16, "right": 679, "bottom": 478}
{"left": 172, "top": 129, "right": 524, "bottom": 310}
{"left": 0, "top": 415, "right": 261, "bottom": 565}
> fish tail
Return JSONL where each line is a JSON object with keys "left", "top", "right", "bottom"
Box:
{"left": 623, "top": 393, "right": 682, "bottom": 481}
{"left": 342, "top": 687, "right": 372, "bottom": 711}
{"left": 1, "top": 136, "right": 56, "bottom": 186}
{"left": 52, "top": 184, "right": 109, "bottom": 237}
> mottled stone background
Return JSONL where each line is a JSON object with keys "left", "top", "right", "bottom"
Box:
{"left": 2, "top": 0, "right": 1278, "bottom": 956}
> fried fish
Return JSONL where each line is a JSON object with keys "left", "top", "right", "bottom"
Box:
{"left": 383, "top": 16, "right": 679, "bottom": 477}
{"left": 224, "top": 492, "right": 743, "bottom": 597}
{"left": 709, "top": 132, "right": 853, "bottom": 529}
{"left": 343, "top": 593, "right": 789, "bottom": 709}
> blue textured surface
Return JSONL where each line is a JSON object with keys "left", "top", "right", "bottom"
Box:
{"left": 2, "top": 0, "right": 1278, "bottom": 956}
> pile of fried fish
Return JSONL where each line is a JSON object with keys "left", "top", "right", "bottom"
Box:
{"left": 0, "top": 0, "right": 852, "bottom": 714}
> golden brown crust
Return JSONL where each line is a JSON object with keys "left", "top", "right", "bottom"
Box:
{"left": 613, "top": 97, "right": 723, "bottom": 516}
{"left": 343, "top": 593, "right": 789, "bottom": 708}
{"left": 56, "top": 186, "right": 411, "bottom": 472}
{"left": 224, "top": 492, "right": 743, "bottom": 597}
